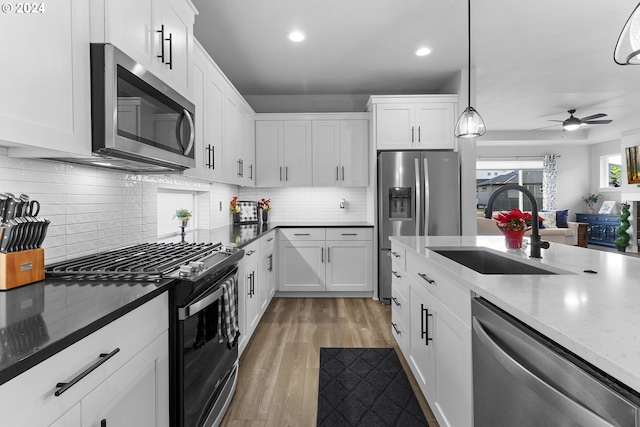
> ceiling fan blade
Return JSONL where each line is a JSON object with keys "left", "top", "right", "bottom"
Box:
{"left": 533, "top": 124, "right": 561, "bottom": 131}
{"left": 580, "top": 113, "right": 607, "bottom": 121}
{"left": 584, "top": 119, "right": 613, "bottom": 124}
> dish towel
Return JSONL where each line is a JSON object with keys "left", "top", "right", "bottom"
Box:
{"left": 218, "top": 276, "right": 240, "bottom": 349}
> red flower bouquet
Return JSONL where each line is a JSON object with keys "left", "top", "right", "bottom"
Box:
{"left": 495, "top": 208, "right": 533, "bottom": 232}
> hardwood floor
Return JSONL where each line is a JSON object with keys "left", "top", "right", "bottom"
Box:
{"left": 221, "top": 298, "right": 439, "bottom": 427}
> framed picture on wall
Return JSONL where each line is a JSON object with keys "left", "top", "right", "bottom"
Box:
{"left": 599, "top": 201, "right": 616, "bottom": 214}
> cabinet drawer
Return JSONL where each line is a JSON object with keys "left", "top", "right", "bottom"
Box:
{"left": 391, "top": 309, "right": 409, "bottom": 353}
{"left": 406, "top": 251, "right": 470, "bottom": 325}
{"left": 325, "top": 228, "right": 372, "bottom": 241}
{"left": 241, "top": 239, "right": 260, "bottom": 265}
{"left": 390, "top": 244, "right": 406, "bottom": 271}
{"left": 391, "top": 275, "right": 410, "bottom": 332}
{"left": 279, "top": 228, "right": 326, "bottom": 241}
{"left": 261, "top": 230, "right": 277, "bottom": 252}
{"left": 0, "top": 293, "right": 168, "bottom": 427}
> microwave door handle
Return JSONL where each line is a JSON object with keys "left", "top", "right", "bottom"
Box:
{"left": 181, "top": 109, "right": 195, "bottom": 156}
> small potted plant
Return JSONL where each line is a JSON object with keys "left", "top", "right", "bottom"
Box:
{"left": 582, "top": 193, "right": 600, "bottom": 214}
{"left": 495, "top": 208, "right": 533, "bottom": 249}
{"left": 174, "top": 208, "right": 192, "bottom": 227}
{"left": 610, "top": 165, "right": 622, "bottom": 187}
{"left": 230, "top": 196, "right": 241, "bottom": 224}
{"left": 259, "top": 198, "right": 271, "bottom": 222}
{"left": 614, "top": 202, "right": 631, "bottom": 252}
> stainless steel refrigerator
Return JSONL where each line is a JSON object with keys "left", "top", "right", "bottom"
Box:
{"left": 377, "top": 151, "right": 461, "bottom": 303}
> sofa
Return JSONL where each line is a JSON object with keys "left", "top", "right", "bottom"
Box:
{"left": 477, "top": 210, "right": 580, "bottom": 246}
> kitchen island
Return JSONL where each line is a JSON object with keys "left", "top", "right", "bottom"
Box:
{"left": 391, "top": 235, "right": 640, "bottom": 393}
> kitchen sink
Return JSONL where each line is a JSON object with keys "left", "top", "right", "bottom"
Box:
{"left": 430, "top": 247, "right": 568, "bottom": 275}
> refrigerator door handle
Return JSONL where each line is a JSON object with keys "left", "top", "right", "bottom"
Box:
{"left": 423, "top": 157, "right": 430, "bottom": 236}
{"left": 415, "top": 158, "right": 420, "bottom": 236}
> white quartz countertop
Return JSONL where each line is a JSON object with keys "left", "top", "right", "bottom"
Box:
{"left": 390, "top": 235, "right": 640, "bottom": 392}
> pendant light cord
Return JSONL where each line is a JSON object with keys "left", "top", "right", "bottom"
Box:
{"left": 467, "top": 0, "right": 471, "bottom": 109}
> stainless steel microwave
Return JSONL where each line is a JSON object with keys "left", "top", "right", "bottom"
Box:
{"left": 88, "top": 43, "right": 195, "bottom": 173}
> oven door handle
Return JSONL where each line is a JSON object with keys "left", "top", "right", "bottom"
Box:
{"left": 179, "top": 287, "right": 223, "bottom": 321}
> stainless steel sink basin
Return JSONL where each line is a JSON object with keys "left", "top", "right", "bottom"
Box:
{"left": 430, "top": 248, "right": 564, "bottom": 275}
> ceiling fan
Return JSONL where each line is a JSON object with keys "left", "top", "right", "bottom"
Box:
{"left": 549, "top": 109, "right": 613, "bottom": 131}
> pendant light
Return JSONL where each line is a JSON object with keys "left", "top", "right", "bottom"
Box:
{"left": 614, "top": 3, "right": 640, "bottom": 65}
{"left": 454, "top": 0, "right": 486, "bottom": 138}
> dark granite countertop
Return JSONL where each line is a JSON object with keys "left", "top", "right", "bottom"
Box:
{"left": 0, "top": 278, "right": 171, "bottom": 386}
{"left": 162, "top": 221, "right": 374, "bottom": 247}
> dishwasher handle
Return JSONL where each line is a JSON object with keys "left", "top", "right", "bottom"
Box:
{"left": 472, "top": 317, "right": 616, "bottom": 427}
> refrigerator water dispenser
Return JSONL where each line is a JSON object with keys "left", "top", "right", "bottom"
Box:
{"left": 389, "top": 187, "right": 412, "bottom": 219}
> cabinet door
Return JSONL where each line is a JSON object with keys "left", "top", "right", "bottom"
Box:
{"left": 49, "top": 405, "right": 81, "bottom": 427}
{"left": 278, "top": 240, "right": 325, "bottom": 291}
{"left": 156, "top": 0, "right": 194, "bottom": 98}
{"left": 408, "top": 281, "right": 437, "bottom": 404}
{"left": 255, "top": 121, "right": 284, "bottom": 187}
{"left": 224, "top": 95, "right": 241, "bottom": 185}
{"left": 375, "top": 103, "right": 415, "bottom": 149}
{"left": 434, "top": 304, "right": 472, "bottom": 427}
{"left": 415, "top": 103, "right": 455, "bottom": 149}
{"left": 339, "top": 120, "right": 369, "bottom": 187}
{"left": 283, "top": 121, "right": 313, "bottom": 187}
{"left": 312, "top": 120, "right": 340, "bottom": 186}
{"left": 325, "top": 240, "right": 372, "bottom": 292}
{"left": 240, "top": 108, "right": 256, "bottom": 186}
{"left": 203, "top": 57, "right": 226, "bottom": 181}
{"left": 0, "top": 0, "right": 91, "bottom": 155}
{"left": 237, "top": 245, "right": 260, "bottom": 353}
{"left": 81, "top": 331, "right": 169, "bottom": 427}
{"left": 101, "top": 0, "right": 154, "bottom": 71}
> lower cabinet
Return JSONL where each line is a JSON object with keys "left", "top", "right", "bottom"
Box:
{"left": 391, "top": 242, "right": 472, "bottom": 427}
{"left": 0, "top": 293, "right": 169, "bottom": 427}
{"left": 237, "top": 240, "right": 260, "bottom": 354}
{"left": 278, "top": 228, "right": 373, "bottom": 293}
{"left": 260, "top": 230, "right": 277, "bottom": 311}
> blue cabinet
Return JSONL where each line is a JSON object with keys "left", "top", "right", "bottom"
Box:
{"left": 575, "top": 214, "right": 620, "bottom": 247}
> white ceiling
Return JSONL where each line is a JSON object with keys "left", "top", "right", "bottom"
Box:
{"left": 193, "top": 0, "right": 640, "bottom": 146}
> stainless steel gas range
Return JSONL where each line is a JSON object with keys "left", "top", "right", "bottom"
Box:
{"left": 46, "top": 242, "right": 245, "bottom": 427}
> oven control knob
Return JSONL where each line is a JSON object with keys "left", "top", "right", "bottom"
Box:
{"left": 190, "top": 261, "right": 205, "bottom": 272}
{"left": 179, "top": 265, "right": 195, "bottom": 277}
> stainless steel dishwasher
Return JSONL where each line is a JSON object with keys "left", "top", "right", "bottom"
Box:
{"left": 472, "top": 297, "right": 640, "bottom": 426}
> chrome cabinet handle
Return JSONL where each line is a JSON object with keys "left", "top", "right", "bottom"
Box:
{"left": 280, "top": 166, "right": 283, "bottom": 181}
{"left": 341, "top": 233, "right": 358, "bottom": 236}
{"left": 327, "top": 247, "right": 330, "bottom": 263}
{"left": 285, "top": 166, "right": 288, "bottom": 181}
{"left": 411, "top": 126, "right": 414, "bottom": 142}
{"left": 342, "top": 166, "right": 345, "bottom": 181}
{"left": 391, "top": 322, "right": 401, "bottom": 335}
{"left": 420, "top": 304, "right": 433, "bottom": 345}
{"left": 267, "top": 237, "right": 274, "bottom": 242}
{"left": 388, "top": 251, "right": 400, "bottom": 258}
{"left": 249, "top": 164, "right": 253, "bottom": 180}
{"left": 392, "top": 270, "right": 401, "bottom": 279}
{"left": 336, "top": 166, "right": 339, "bottom": 181}
{"left": 418, "top": 272, "right": 435, "bottom": 284}
{"left": 268, "top": 254, "right": 273, "bottom": 272}
{"left": 321, "top": 247, "right": 324, "bottom": 263}
{"left": 294, "top": 233, "right": 310, "bottom": 236}
{"left": 391, "top": 297, "right": 401, "bottom": 307}
{"left": 55, "top": 348, "right": 120, "bottom": 396}
{"left": 418, "top": 126, "right": 421, "bottom": 142}
{"left": 246, "top": 250, "right": 255, "bottom": 256}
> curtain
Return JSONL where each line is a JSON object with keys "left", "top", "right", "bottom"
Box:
{"left": 542, "top": 154, "right": 558, "bottom": 210}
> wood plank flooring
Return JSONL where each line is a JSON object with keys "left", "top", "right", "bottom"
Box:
{"left": 221, "top": 298, "right": 439, "bottom": 426}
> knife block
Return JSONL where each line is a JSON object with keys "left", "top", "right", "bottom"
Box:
{"left": 0, "top": 248, "right": 45, "bottom": 290}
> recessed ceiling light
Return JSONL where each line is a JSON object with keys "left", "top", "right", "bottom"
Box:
{"left": 416, "top": 47, "right": 432, "bottom": 56}
{"left": 288, "top": 31, "right": 306, "bottom": 42}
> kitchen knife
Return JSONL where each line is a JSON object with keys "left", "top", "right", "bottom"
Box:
{"left": 21, "top": 217, "right": 34, "bottom": 251}
{"left": 3, "top": 197, "right": 20, "bottom": 223}
{"left": 0, "top": 194, "right": 8, "bottom": 224}
{"left": 35, "top": 218, "right": 50, "bottom": 249}
{"left": 11, "top": 218, "right": 25, "bottom": 252}
{"left": 0, "top": 221, "right": 15, "bottom": 253}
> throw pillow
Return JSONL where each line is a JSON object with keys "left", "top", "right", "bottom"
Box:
{"left": 539, "top": 211, "right": 557, "bottom": 229}
{"left": 555, "top": 209, "right": 569, "bottom": 228}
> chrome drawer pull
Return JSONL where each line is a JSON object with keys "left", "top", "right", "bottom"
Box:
{"left": 55, "top": 348, "right": 120, "bottom": 396}
{"left": 246, "top": 250, "right": 255, "bottom": 256}
{"left": 341, "top": 233, "right": 358, "bottom": 236}
{"left": 391, "top": 297, "right": 401, "bottom": 307}
{"left": 418, "top": 272, "right": 435, "bottom": 284}
{"left": 389, "top": 251, "right": 401, "bottom": 258}
{"left": 294, "top": 233, "right": 310, "bottom": 236}
{"left": 391, "top": 270, "right": 401, "bottom": 279}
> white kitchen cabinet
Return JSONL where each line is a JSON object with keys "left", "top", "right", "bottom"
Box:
{"left": 391, "top": 241, "right": 473, "bottom": 427}
{"left": 92, "top": 0, "right": 196, "bottom": 98}
{"left": 255, "top": 120, "right": 313, "bottom": 187}
{"left": 185, "top": 41, "right": 225, "bottom": 182}
{"left": 224, "top": 94, "right": 256, "bottom": 186}
{"left": 278, "top": 228, "right": 373, "bottom": 293}
{"left": 312, "top": 120, "right": 369, "bottom": 187}
{"left": 368, "top": 95, "right": 457, "bottom": 150}
{"left": 81, "top": 330, "right": 169, "bottom": 427}
{"left": 237, "top": 240, "right": 260, "bottom": 354}
{"left": 0, "top": 294, "right": 169, "bottom": 427}
{"left": 0, "top": 0, "right": 91, "bottom": 156}
{"left": 240, "top": 108, "right": 256, "bottom": 186}
{"left": 260, "top": 230, "right": 277, "bottom": 312}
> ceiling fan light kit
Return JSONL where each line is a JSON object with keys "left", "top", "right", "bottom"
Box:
{"left": 454, "top": 0, "right": 486, "bottom": 139}
{"left": 614, "top": 2, "right": 640, "bottom": 65}
{"left": 549, "top": 109, "right": 613, "bottom": 131}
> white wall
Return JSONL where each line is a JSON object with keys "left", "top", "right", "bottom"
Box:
{"left": 477, "top": 144, "right": 591, "bottom": 220}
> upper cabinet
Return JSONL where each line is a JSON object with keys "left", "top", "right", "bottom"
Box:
{"left": 91, "top": 0, "right": 197, "bottom": 99}
{"left": 224, "top": 93, "right": 256, "bottom": 186}
{"left": 255, "top": 120, "right": 313, "bottom": 187}
{"left": 256, "top": 114, "right": 369, "bottom": 188}
{"left": 312, "top": 119, "right": 369, "bottom": 187}
{"left": 368, "top": 95, "right": 457, "bottom": 150}
{"left": 0, "top": 0, "right": 92, "bottom": 156}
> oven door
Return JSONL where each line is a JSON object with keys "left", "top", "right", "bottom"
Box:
{"left": 177, "top": 267, "right": 239, "bottom": 427}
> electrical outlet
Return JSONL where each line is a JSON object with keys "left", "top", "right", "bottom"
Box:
{"left": 219, "top": 201, "right": 222, "bottom": 211}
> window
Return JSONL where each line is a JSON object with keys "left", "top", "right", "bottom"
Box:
{"left": 157, "top": 190, "right": 196, "bottom": 236}
{"left": 476, "top": 160, "right": 543, "bottom": 212}
{"left": 600, "top": 154, "right": 621, "bottom": 188}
